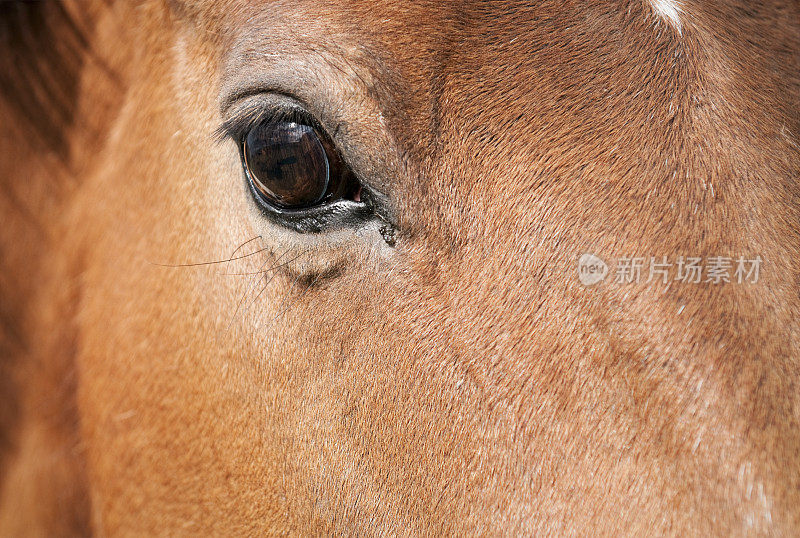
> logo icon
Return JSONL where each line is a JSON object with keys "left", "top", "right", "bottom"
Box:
{"left": 578, "top": 253, "right": 608, "bottom": 286}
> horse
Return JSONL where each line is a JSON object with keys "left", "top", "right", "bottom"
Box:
{"left": 1, "top": 0, "right": 799, "bottom": 534}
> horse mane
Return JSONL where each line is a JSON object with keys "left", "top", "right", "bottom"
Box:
{"left": 0, "top": 1, "right": 97, "bottom": 160}
{"left": 0, "top": 3, "right": 104, "bottom": 519}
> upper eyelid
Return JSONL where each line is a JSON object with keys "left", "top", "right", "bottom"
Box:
{"left": 216, "top": 102, "right": 299, "bottom": 143}
{"left": 215, "top": 93, "right": 339, "bottom": 145}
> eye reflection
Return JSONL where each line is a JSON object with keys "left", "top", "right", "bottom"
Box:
{"left": 243, "top": 121, "right": 331, "bottom": 208}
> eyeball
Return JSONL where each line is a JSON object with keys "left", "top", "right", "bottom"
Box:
{"left": 243, "top": 119, "right": 352, "bottom": 210}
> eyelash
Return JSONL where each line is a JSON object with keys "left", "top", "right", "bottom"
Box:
{"left": 217, "top": 101, "right": 331, "bottom": 147}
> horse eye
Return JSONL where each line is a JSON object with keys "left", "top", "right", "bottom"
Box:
{"left": 243, "top": 120, "right": 350, "bottom": 209}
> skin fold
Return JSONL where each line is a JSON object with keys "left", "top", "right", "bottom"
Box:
{"left": 0, "top": 0, "right": 799, "bottom": 535}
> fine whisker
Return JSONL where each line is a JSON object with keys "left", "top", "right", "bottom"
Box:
{"left": 238, "top": 250, "right": 308, "bottom": 320}
{"left": 225, "top": 252, "right": 285, "bottom": 334}
{"left": 218, "top": 235, "right": 265, "bottom": 275}
{"left": 223, "top": 249, "right": 307, "bottom": 336}
{"left": 225, "top": 235, "right": 263, "bottom": 264}
{"left": 220, "top": 269, "right": 275, "bottom": 276}
{"left": 149, "top": 245, "right": 270, "bottom": 268}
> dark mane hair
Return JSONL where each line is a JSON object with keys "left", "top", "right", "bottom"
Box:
{"left": 0, "top": 3, "right": 103, "bottom": 514}
{"left": 0, "top": 1, "right": 95, "bottom": 159}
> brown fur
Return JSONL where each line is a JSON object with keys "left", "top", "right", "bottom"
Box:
{"left": 1, "top": 0, "right": 799, "bottom": 535}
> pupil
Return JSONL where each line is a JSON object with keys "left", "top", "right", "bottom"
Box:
{"left": 244, "top": 121, "right": 330, "bottom": 208}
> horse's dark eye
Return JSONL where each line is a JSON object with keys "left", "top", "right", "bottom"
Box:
{"left": 225, "top": 100, "right": 384, "bottom": 235}
{"left": 243, "top": 120, "right": 350, "bottom": 209}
